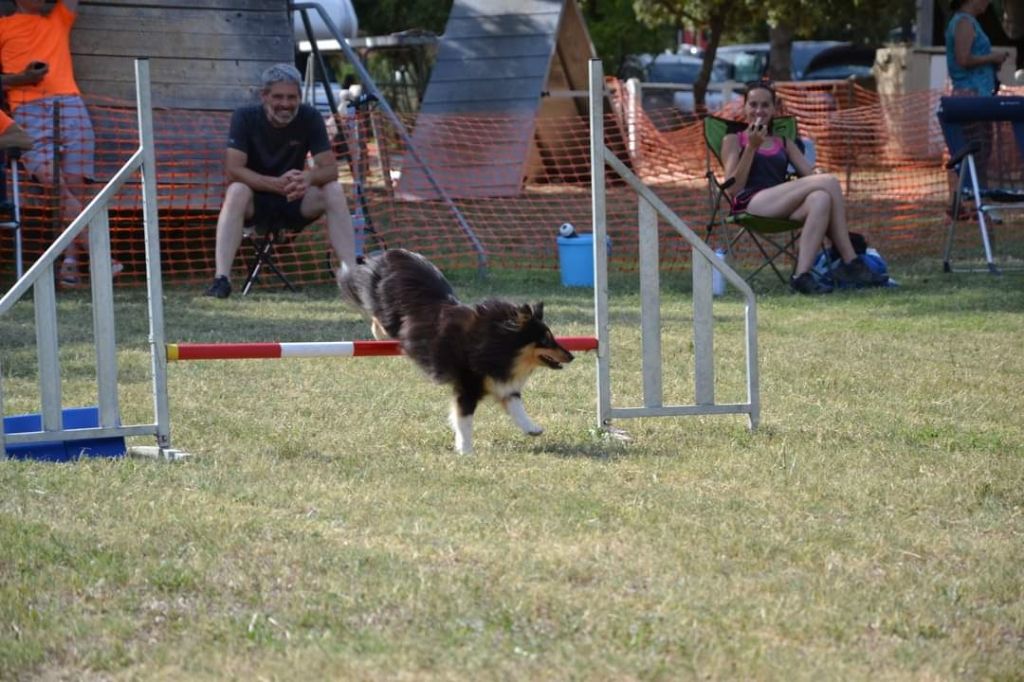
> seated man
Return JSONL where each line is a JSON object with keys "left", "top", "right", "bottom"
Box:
{"left": 205, "top": 63, "right": 356, "bottom": 298}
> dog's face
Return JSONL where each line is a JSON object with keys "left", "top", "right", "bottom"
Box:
{"left": 514, "top": 302, "right": 574, "bottom": 370}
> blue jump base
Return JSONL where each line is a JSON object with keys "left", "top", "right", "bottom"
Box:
{"left": 3, "top": 406, "right": 126, "bottom": 462}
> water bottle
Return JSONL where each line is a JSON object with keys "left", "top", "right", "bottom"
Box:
{"left": 712, "top": 248, "right": 727, "bottom": 296}
{"left": 351, "top": 210, "right": 365, "bottom": 258}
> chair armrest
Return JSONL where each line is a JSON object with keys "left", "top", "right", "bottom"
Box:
{"left": 705, "top": 170, "right": 736, "bottom": 192}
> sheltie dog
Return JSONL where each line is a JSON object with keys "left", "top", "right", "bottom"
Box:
{"left": 339, "top": 249, "right": 574, "bottom": 454}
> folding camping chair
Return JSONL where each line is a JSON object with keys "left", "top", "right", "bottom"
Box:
{"left": 937, "top": 95, "right": 1024, "bottom": 274}
{"left": 704, "top": 115, "right": 803, "bottom": 285}
{"left": 240, "top": 224, "right": 299, "bottom": 296}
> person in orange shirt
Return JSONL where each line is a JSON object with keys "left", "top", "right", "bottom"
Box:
{"left": 0, "top": 0, "right": 117, "bottom": 287}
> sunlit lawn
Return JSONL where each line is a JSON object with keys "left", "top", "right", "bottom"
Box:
{"left": 1, "top": 260, "right": 1022, "bottom": 680}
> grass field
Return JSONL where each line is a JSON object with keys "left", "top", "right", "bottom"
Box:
{"left": 1, "top": 262, "right": 1023, "bottom": 680}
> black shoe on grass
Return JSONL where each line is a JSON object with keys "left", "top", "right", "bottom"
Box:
{"left": 204, "top": 275, "right": 231, "bottom": 298}
{"left": 790, "top": 271, "right": 833, "bottom": 295}
{"left": 834, "top": 256, "right": 888, "bottom": 287}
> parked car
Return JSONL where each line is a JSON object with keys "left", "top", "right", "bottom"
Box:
{"left": 799, "top": 43, "right": 877, "bottom": 81}
{"left": 620, "top": 51, "right": 736, "bottom": 116}
{"left": 715, "top": 41, "right": 845, "bottom": 82}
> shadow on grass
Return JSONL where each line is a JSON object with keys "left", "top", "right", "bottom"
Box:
{"left": 524, "top": 431, "right": 632, "bottom": 461}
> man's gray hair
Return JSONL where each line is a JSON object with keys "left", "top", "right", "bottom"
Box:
{"left": 261, "top": 63, "right": 302, "bottom": 90}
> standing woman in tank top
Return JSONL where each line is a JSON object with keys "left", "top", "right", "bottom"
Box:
{"left": 945, "top": 0, "right": 1008, "bottom": 190}
{"left": 720, "top": 81, "right": 888, "bottom": 295}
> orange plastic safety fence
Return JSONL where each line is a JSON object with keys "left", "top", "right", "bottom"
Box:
{"left": 0, "top": 82, "right": 1014, "bottom": 290}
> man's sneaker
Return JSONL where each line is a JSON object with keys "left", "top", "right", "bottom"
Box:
{"left": 834, "top": 256, "right": 888, "bottom": 287}
{"left": 204, "top": 276, "right": 231, "bottom": 298}
{"left": 790, "top": 271, "right": 833, "bottom": 295}
{"left": 58, "top": 262, "right": 81, "bottom": 288}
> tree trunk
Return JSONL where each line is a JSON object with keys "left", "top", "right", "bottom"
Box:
{"left": 768, "top": 22, "right": 793, "bottom": 81}
{"left": 694, "top": 9, "right": 726, "bottom": 111}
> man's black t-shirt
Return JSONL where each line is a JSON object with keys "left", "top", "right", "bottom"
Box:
{"left": 226, "top": 104, "right": 330, "bottom": 177}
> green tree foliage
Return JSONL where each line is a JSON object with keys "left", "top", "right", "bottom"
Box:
{"left": 352, "top": 0, "right": 454, "bottom": 36}
{"left": 761, "top": 0, "right": 915, "bottom": 45}
{"left": 633, "top": 0, "right": 755, "bottom": 106}
{"left": 579, "top": 0, "right": 673, "bottom": 75}
{"left": 811, "top": 0, "right": 916, "bottom": 43}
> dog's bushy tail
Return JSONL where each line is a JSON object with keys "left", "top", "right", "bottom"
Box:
{"left": 340, "top": 250, "right": 456, "bottom": 310}
{"left": 337, "top": 261, "right": 366, "bottom": 312}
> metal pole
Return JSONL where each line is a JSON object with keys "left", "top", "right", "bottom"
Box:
{"left": 166, "top": 337, "right": 598, "bottom": 361}
{"left": 844, "top": 77, "right": 853, "bottom": 193}
{"left": 297, "top": 8, "right": 340, "bottom": 117}
{"left": 135, "top": 59, "right": 172, "bottom": 450}
{"left": 52, "top": 103, "right": 62, "bottom": 235}
{"left": 88, "top": 208, "right": 120, "bottom": 428}
{"left": 589, "top": 59, "right": 612, "bottom": 429}
{"left": 11, "top": 157, "right": 22, "bottom": 278}
{"left": 0, "top": 357, "right": 6, "bottom": 458}
{"left": 638, "top": 196, "right": 662, "bottom": 407}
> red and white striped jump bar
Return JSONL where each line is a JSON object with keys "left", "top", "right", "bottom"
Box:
{"left": 166, "top": 337, "right": 598, "bottom": 362}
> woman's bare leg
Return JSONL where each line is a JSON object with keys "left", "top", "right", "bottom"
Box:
{"left": 787, "top": 189, "right": 832, "bottom": 274}
{"left": 746, "top": 173, "right": 858, "bottom": 267}
{"left": 815, "top": 174, "right": 857, "bottom": 263}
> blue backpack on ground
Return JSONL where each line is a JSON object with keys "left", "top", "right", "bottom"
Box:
{"left": 811, "top": 233, "right": 897, "bottom": 288}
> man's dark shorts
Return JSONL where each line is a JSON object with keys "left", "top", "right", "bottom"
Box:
{"left": 250, "top": 192, "right": 317, "bottom": 235}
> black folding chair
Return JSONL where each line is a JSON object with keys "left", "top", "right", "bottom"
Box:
{"left": 240, "top": 224, "right": 298, "bottom": 296}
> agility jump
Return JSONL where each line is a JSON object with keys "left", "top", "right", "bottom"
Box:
{"left": 166, "top": 337, "right": 599, "bottom": 362}
{"left": 167, "top": 61, "right": 760, "bottom": 433}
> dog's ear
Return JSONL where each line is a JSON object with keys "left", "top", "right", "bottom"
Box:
{"left": 501, "top": 304, "right": 531, "bottom": 332}
{"left": 515, "top": 303, "right": 533, "bottom": 327}
{"left": 531, "top": 302, "right": 544, "bottom": 321}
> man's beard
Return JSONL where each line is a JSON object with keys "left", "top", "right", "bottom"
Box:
{"left": 266, "top": 106, "right": 297, "bottom": 127}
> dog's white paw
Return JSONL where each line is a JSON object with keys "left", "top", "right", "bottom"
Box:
{"left": 452, "top": 412, "right": 474, "bottom": 454}
{"left": 505, "top": 398, "right": 543, "bottom": 436}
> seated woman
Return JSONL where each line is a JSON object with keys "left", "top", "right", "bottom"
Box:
{"left": 721, "top": 81, "right": 888, "bottom": 294}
